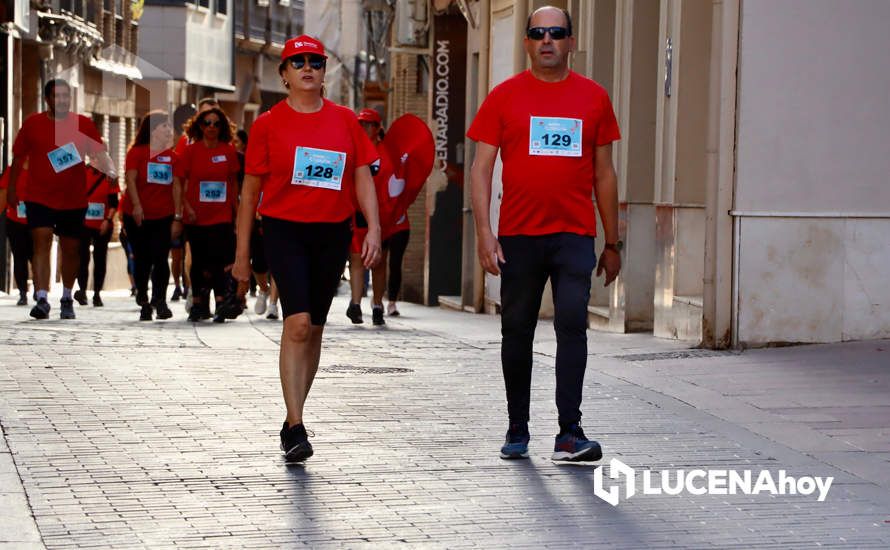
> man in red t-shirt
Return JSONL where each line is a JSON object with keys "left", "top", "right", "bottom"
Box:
{"left": 7, "top": 79, "right": 118, "bottom": 320}
{"left": 467, "top": 6, "right": 621, "bottom": 463}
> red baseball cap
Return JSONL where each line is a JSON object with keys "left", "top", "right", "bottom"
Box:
{"left": 357, "top": 108, "right": 382, "bottom": 124}
{"left": 281, "top": 35, "right": 327, "bottom": 61}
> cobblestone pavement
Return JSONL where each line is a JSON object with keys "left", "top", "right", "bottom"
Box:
{"left": 1, "top": 290, "right": 889, "bottom": 548}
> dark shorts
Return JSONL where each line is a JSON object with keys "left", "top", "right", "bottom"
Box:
{"left": 25, "top": 202, "right": 87, "bottom": 238}
{"left": 250, "top": 220, "right": 268, "bottom": 274}
{"left": 170, "top": 236, "right": 185, "bottom": 249}
{"left": 262, "top": 216, "right": 351, "bottom": 325}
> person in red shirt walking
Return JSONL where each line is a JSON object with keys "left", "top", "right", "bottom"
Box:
{"left": 233, "top": 35, "right": 382, "bottom": 463}
{"left": 0, "top": 164, "right": 34, "bottom": 305}
{"left": 345, "top": 108, "right": 392, "bottom": 326}
{"left": 7, "top": 79, "right": 117, "bottom": 320}
{"left": 468, "top": 6, "right": 622, "bottom": 462}
{"left": 177, "top": 107, "right": 241, "bottom": 322}
{"left": 74, "top": 164, "right": 119, "bottom": 307}
{"left": 122, "top": 110, "right": 183, "bottom": 321}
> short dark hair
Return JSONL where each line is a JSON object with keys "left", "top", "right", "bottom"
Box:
{"left": 525, "top": 7, "right": 573, "bottom": 37}
{"left": 44, "top": 78, "right": 70, "bottom": 99}
{"left": 236, "top": 129, "right": 248, "bottom": 146}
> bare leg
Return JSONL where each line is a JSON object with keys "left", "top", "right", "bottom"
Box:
{"left": 371, "top": 250, "right": 388, "bottom": 307}
{"left": 279, "top": 312, "right": 324, "bottom": 426}
{"left": 58, "top": 235, "right": 81, "bottom": 290}
{"left": 348, "top": 253, "right": 364, "bottom": 305}
{"left": 30, "top": 228, "right": 54, "bottom": 292}
{"left": 171, "top": 247, "right": 183, "bottom": 287}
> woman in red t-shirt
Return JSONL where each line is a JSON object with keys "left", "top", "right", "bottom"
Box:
{"left": 74, "top": 165, "right": 120, "bottom": 307}
{"left": 232, "top": 35, "right": 382, "bottom": 463}
{"left": 345, "top": 108, "right": 394, "bottom": 326}
{"left": 122, "top": 110, "right": 183, "bottom": 321}
{"left": 0, "top": 163, "right": 34, "bottom": 305}
{"left": 177, "top": 107, "right": 240, "bottom": 322}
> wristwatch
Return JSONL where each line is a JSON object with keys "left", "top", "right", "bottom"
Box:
{"left": 604, "top": 241, "right": 623, "bottom": 253}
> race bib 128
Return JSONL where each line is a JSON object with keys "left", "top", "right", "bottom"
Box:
{"left": 292, "top": 146, "right": 346, "bottom": 191}
{"left": 529, "top": 117, "right": 583, "bottom": 157}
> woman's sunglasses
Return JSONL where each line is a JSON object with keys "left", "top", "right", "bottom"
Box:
{"left": 288, "top": 55, "right": 326, "bottom": 71}
{"left": 526, "top": 26, "right": 570, "bottom": 40}
{"left": 201, "top": 119, "right": 222, "bottom": 128}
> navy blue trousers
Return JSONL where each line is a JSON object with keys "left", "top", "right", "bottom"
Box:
{"left": 499, "top": 233, "right": 596, "bottom": 426}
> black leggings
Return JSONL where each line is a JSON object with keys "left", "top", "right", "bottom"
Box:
{"left": 6, "top": 219, "right": 32, "bottom": 293}
{"left": 185, "top": 223, "right": 235, "bottom": 303}
{"left": 387, "top": 229, "right": 410, "bottom": 301}
{"left": 123, "top": 215, "right": 173, "bottom": 303}
{"left": 77, "top": 227, "right": 111, "bottom": 293}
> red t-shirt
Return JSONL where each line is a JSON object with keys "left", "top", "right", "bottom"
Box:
{"left": 1, "top": 166, "right": 29, "bottom": 223}
{"left": 82, "top": 166, "right": 120, "bottom": 230}
{"left": 12, "top": 112, "right": 106, "bottom": 210}
{"left": 466, "top": 70, "right": 621, "bottom": 237}
{"left": 174, "top": 135, "right": 189, "bottom": 156}
{"left": 176, "top": 141, "right": 239, "bottom": 226}
{"left": 121, "top": 146, "right": 178, "bottom": 220}
{"left": 245, "top": 99, "right": 378, "bottom": 223}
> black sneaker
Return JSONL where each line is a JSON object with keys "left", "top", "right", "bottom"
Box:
{"left": 60, "top": 297, "right": 76, "bottom": 320}
{"left": 92, "top": 294, "right": 103, "bottom": 307}
{"left": 372, "top": 305, "right": 385, "bottom": 326}
{"left": 346, "top": 302, "right": 363, "bottom": 324}
{"left": 136, "top": 292, "right": 148, "bottom": 307}
{"left": 154, "top": 300, "right": 173, "bottom": 320}
{"left": 552, "top": 423, "right": 603, "bottom": 462}
{"left": 139, "top": 303, "right": 153, "bottom": 321}
{"left": 17, "top": 293, "right": 27, "bottom": 306}
{"left": 280, "top": 422, "right": 313, "bottom": 463}
{"left": 187, "top": 308, "right": 202, "bottom": 322}
{"left": 170, "top": 286, "right": 183, "bottom": 302}
{"left": 30, "top": 298, "right": 50, "bottom": 319}
{"left": 73, "top": 289, "right": 88, "bottom": 306}
{"left": 500, "top": 422, "right": 530, "bottom": 459}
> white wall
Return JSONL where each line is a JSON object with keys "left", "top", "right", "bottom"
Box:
{"left": 735, "top": 0, "right": 890, "bottom": 344}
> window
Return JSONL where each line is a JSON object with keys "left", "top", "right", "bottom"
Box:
{"left": 216, "top": 0, "right": 228, "bottom": 15}
{"left": 198, "top": 0, "right": 210, "bottom": 9}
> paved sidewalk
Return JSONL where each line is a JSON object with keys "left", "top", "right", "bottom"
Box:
{"left": 1, "top": 288, "right": 888, "bottom": 548}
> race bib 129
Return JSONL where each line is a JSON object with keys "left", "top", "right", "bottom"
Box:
{"left": 85, "top": 202, "right": 105, "bottom": 220}
{"left": 147, "top": 162, "right": 173, "bottom": 185}
{"left": 199, "top": 181, "right": 227, "bottom": 203}
{"left": 47, "top": 142, "right": 83, "bottom": 173}
{"left": 529, "top": 117, "right": 583, "bottom": 157}
{"left": 292, "top": 146, "right": 346, "bottom": 191}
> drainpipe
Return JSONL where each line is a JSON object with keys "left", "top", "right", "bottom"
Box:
{"left": 702, "top": 0, "right": 739, "bottom": 349}
{"left": 513, "top": 0, "right": 528, "bottom": 73}
{"left": 472, "top": 0, "right": 490, "bottom": 312}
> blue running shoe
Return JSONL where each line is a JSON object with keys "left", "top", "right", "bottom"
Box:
{"left": 500, "top": 423, "right": 530, "bottom": 459}
{"left": 552, "top": 423, "right": 602, "bottom": 462}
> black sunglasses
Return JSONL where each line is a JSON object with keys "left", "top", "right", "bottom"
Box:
{"left": 526, "top": 26, "right": 570, "bottom": 40}
{"left": 288, "top": 55, "right": 326, "bottom": 71}
{"left": 201, "top": 119, "right": 221, "bottom": 128}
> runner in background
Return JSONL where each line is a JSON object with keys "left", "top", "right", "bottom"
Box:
{"left": 170, "top": 103, "right": 196, "bottom": 302}
{"left": 74, "top": 164, "right": 119, "bottom": 307}
{"left": 121, "top": 110, "right": 182, "bottom": 321}
{"left": 233, "top": 35, "right": 381, "bottom": 462}
{"left": 177, "top": 107, "right": 241, "bottom": 323}
{"left": 7, "top": 78, "right": 116, "bottom": 320}
{"left": 346, "top": 108, "right": 392, "bottom": 326}
{"left": 0, "top": 163, "right": 34, "bottom": 305}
